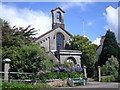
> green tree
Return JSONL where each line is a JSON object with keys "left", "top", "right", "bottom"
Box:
{"left": 2, "top": 21, "right": 36, "bottom": 47}
{"left": 70, "top": 35, "right": 98, "bottom": 77}
{"left": 98, "top": 30, "right": 119, "bottom": 66}
{"left": 3, "top": 43, "right": 53, "bottom": 75}
{"left": 118, "top": 47, "right": 120, "bottom": 62}
{"left": 1, "top": 19, "right": 53, "bottom": 79}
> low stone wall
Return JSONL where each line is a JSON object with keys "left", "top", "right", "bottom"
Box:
{"left": 47, "top": 79, "right": 67, "bottom": 86}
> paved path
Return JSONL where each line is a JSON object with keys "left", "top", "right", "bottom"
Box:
{"left": 77, "top": 82, "right": 119, "bottom": 88}
{"left": 55, "top": 82, "right": 120, "bottom": 89}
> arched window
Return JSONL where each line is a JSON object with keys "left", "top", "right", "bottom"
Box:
{"left": 67, "top": 57, "right": 76, "bottom": 66}
{"left": 56, "top": 33, "right": 63, "bottom": 50}
{"left": 56, "top": 12, "right": 61, "bottom": 23}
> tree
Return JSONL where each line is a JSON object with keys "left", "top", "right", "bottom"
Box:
{"left": 98, "top": 30, "right": 119, "bottom": 66}
{"left": 3, "top": 43, "right": 53, "bottom": 75}
{"left": 118, "top": 47, "right": 120, "bottom": 63}
{"left": 2, "top": 20, "right": 37, "bottom": 47}
{"left": 1, "top": 19, "right": 53, "bottom": 79}
{"left": 69, "top": 35, "right": 98, "bottom": 77}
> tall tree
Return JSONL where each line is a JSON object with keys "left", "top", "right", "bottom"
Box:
{"left": 1, "top": 19, "right": 53, "bottom": 79}
{"left": 98, "top": 30, "right": 119, "bottom": 66}
{"left": 70, "top": 35, "right": 98, "bottom": 77}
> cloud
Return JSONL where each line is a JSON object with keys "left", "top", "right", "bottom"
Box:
{"left": 0, "top": 3, "right": 52, "bottom": 37}
{"left": 92, "top": 38, "right": 101, "bottom": 46}
{"left": 87, "top": 21, "right": 92, "bottom": 26}
{"left": 83, "top": 35, "right": 89, "bottom": 39}
{"left": 103, "top": 6, "right": 119, "bottom": 42}
{"left": 58, "top": 1, "right": 93, "bottom": 11}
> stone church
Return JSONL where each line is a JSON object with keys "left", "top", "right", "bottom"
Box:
{"left": 35, "top": 7, "right": 82, "bottom": 67}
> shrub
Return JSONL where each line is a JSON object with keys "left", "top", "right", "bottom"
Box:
{"left": 38, "top": 72, "right": 83, "bottom": 82}
{"left": 2, "top": 81, "right": 35, "bottom": 89}
{"left": 101, "top": 55, "right": 119, "bottom": 81}
{"left": 35, "top": 83, "right": 53, "bottom": 88}
{"left": 101, "top": 75, "right": 115, "bottom": 82}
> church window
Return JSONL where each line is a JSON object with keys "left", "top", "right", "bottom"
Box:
{"left": 67, "top": 59, "right": 75, "bottom": 66}
{"left": 56, "top": 33, "right": 63, "bottom": 50}
{"left": 57, "top": 12, "right": 61, "bottom": 23}
{"left": 67, "top": 57, "right": 76, "bottom": 66}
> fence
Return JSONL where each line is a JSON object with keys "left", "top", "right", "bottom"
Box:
{"left": 0, "top": 71, "right": 34, "bottom": 85}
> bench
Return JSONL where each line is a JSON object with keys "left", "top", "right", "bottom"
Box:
{"left": 68, "top": 78, "right": 85, "bottom": 87}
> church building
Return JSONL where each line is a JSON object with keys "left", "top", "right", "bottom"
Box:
{"left": 35, "top": 7, "right": 82, "bottom": 67}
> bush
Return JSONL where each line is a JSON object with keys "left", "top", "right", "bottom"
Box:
{"left": 2, "top": 81, "right": 35, "bottom": 89}
{"left": 101, "top": 75, "right": 115, "bottom": 82}
{"left": 2, "top": 81, "right": 53, "bottom": 89}
{"left": 38, "top": 72, "right": 83, "bottom": 82}
{"left": 101, "top": 56, "right": 119, "bottom": 81}
{"left": 35, "top": 83, "right": 53, "bottom": 88}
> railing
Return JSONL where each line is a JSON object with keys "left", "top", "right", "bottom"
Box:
{"left": 0, "top": 71, "right": 34, "bottom": 85}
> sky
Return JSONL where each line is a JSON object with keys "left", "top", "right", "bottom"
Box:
{"left": 0, "top": 1, "right": 119, "bottom": 45}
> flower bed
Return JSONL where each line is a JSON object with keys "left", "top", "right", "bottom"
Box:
{"left": 38, "top": 63, "right": 83, "bottom": 83}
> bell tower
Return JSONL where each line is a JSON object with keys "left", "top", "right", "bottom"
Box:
{"left": 51, "top": 7, "right": 65, "bottom": 29}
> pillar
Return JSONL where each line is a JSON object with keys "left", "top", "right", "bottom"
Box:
{"left": 4, "top": 58, "right": 11, "bottom": 81}
{"left": 83, "top": 66, "right": 87, "bottom": 79}
{"left": 98, "top": 66, "right": 101, "bottom": 82}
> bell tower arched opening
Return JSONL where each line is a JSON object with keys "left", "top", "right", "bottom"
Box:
{"left": 51, "top": 7, "right": 65, "bottom": 29}
{"left": 57, "top": 12, "right": 61, "bottom": 23}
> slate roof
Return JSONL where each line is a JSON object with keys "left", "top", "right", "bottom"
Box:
{"left": 51, "top": 7, "right": 65, "bottom": 13}
{"left": 34, "top": 26, "right": 72, "bottom": 41}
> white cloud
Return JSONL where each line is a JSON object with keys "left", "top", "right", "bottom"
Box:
{"left": 87, "top": 21, "right": 92, "bottom": 26}
{"left": 92, "top": 38, "right": 101, "bottom": 46}
{"left": 58, "top": 1, "right": 93, "bottom": 11}
{"left": 103, "top": 6, "right": 119, "bottom": 42}
{"left": 83, "top": 35, "right": 89, "bottom": 39}
{"left": 0, "top": 3, "right": 52, "bottom": 37}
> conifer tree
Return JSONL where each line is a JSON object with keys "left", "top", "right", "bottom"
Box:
{"left": 98, "top": 30, "right": 119, "bottom": 66}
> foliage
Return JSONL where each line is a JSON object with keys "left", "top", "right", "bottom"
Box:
{"left": 38, "top": 72, "right": 83, "bottom": 82}
{"left": 38, "top": 62, "right": 83, "bottom": 82}
{"left": 1, "top": 19, "right": 53, "bottom": 79}
{"left": 101, "top": 56, "right": 119, "bottom": 81}
{"left": 2, "top": 81, "right": 35, "bottom": 89}
{"left": 101, "top": 75, "right": 115, "bottom": 82}
{"left": 2, "top": 81, "right": 53, "bottom": 89}
{"left": 34, "top": 83, "right": 53, "bottom": 88}
{"left": 2, "top": 19, "right": 36, "bottom": 47}
{"left": 118, "top": 47, "right": 120, "bottom": 63}
{"left": 3, "top": 42, "right": 53, "bottom": 79}
{"left": 69, "top": 35, "right": 98, "bottom": 77}
{"left": 98, "top": 30, "right": 119, "bottom": 66}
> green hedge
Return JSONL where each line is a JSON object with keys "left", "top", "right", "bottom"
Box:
{"left": 38, "top": 72, "right": 83, "bottom": 82}
{"left": 2, "top": 81, "right": 35, "bottom": 90}
{"left": 2, "top": 81, "right": 53, "bottom": 89}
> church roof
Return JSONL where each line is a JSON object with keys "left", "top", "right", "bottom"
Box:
{"left": 51, "top": 7, "right": 65, "bottom": 13}
{"left": 34, "top": 26, "right": 72, "bottom": 41}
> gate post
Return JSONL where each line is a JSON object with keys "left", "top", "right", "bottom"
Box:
{"left": 4, "top": 58, "right": 11, "bottom": 81}
{"left": 83, "top": 66, "right": 87, "bottom": 79}
{"left": 98, "top": 66, "right": 101, "bottom": 82}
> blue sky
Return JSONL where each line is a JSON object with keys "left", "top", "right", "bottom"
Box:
{"left": 0, "top": 2, "right": 119, "bottom": 45}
